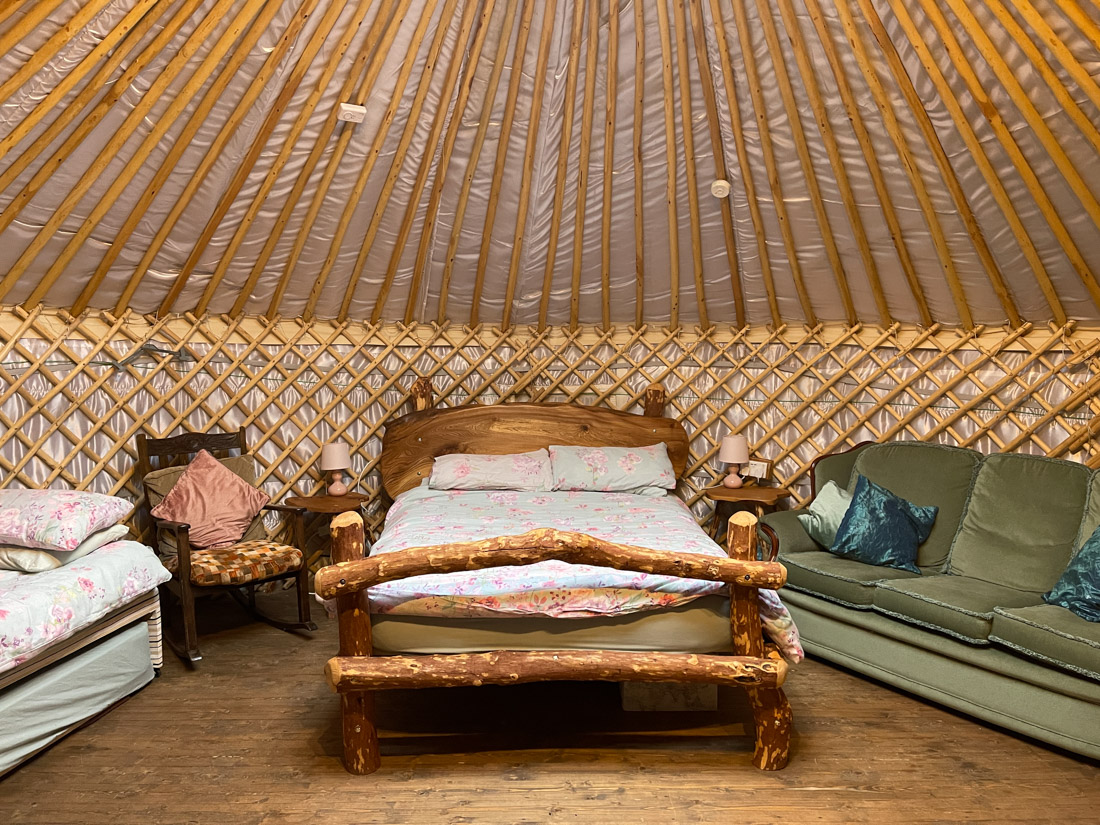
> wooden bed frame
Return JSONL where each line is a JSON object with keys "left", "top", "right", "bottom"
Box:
{"left": 314, "top": 379, "right": 793, "bottom": 772}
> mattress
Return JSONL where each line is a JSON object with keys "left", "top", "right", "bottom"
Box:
{"left": 0, "top": 619, "right": 154, "bottom": 776}
{"left": 368, "top": 486, "right": 803, "bottom": 661}
{"left": 0, "top": 540, "right": 171, "bottom": 674}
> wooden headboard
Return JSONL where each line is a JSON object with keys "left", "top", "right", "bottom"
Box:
{"left": 380, "top": 395, "right": 690, "bottom": 499}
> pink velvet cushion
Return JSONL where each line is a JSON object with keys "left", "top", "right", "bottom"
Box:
{"left": 150, "top": 449, "right": 269, "bottom": 549}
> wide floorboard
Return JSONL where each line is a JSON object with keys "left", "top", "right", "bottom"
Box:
{"left": 2, "top": 593, "right": 1097, "bottom": 823}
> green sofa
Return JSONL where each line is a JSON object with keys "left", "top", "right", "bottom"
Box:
{"left": 763, "top": 441, "right": 1100, "bottom": 759}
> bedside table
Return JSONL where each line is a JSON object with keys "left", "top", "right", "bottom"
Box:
{"left": 702, "top": 484, "right": 791, "bottom": 542}
{"left": 284, "top": 493, "right": 371, "bottom": 567}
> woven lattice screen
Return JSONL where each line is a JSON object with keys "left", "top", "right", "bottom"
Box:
{"left": 1, "top": 308, "right": 1097, "bottom": 568}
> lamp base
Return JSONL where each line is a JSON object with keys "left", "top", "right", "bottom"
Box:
{"left": 327, "top": 471, "right": 348, "bottom": 497}
{"left": 722, "top": 472, "right": 744, "bottom": 489}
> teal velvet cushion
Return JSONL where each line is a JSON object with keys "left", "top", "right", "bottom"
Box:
{"left": 796, "top": 481, "right": 854, "bottom": 547}
{"left": 1045, "top": 525, "right": 1100, "bottom": 622}
{"left": 829, "top": 475, "right": 939, "bottom": 574}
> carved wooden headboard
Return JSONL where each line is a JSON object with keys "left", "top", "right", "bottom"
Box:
{"left": 380, "top": 383, "right": 689, "bottom": 498}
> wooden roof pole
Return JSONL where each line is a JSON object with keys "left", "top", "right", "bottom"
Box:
{"left": 772, "top": 0, "right": 889, "bottom": 326}
{"left": 729, "top": 0, "right": 817, "bottom": 326}
{"left": 598, "top": 0, "right": 621, "bottom": 331}
{"left": 857, "top": 0, "right": 1020, "bottom": 327}
{"left": 0, "top": 0, "right": 115, "bottom": 104}
{"left": 0, "top": 0, "right": 246, "bottom": 304}
{"left": 107, "top": 0, "right": 322, "bottom": 316}
{"left": 27, "top": 0, "right": 288, "bottom": 309}
{"left": 1049, "top": 0, "right": 1100, "bottom": 53}
{"left": 752, "top": 0, "right": 855, "bottom": 325}
{"left": 335, "top": 0, "right": 482, "bottom": 322}
{"left": 195, "top": 0, "right": 379, "bottom": 316}
{"left": 537, "top": 0, "right": 585, "bottom": 329}
{"left": 424, "top": 0, "right": 522, "bottom": 326}
{"left": 0, "top": 0, "right": 160, "bottom": 164}
{"left": 672, "top": 0, "right": 709, "bottom": 329}
{"left": 868, "top": 0, "right": 1066, "bottom": 324}
{"left": 461, "top": 0, "right": 537, "bottom": 326}
{"left": 154, "top": 0, "right": 356, "bottom": 315}
{"left": 0, "top": 0, "right": 68, "bottom": 49}
{"left": 904, "top": 0, "right": 1100, "bottom": 314}
{"left": 831, "top": 0, "right": 973, "bottom": 329}
{"left": 534, "top": 0, "right": 585, "bottom": 330}
{"left": 499, "top": 0, "right": 559, "bottom": 329}
{"left": 0, "top": 0, "right": 204, "bottom": 226}
{"left": 800, "top": 0, "right": 930, "bottom": 325}
{"left": 654, "top": 0, "right": 683, "bottom": 328}
{"left": 632, "top": 0, "right": 647, "bottom": 329}
{"left": 565, "top": 0, "right": 601, "bottom": 330}
{"left": 687, "top": 0, "right": 743, "bottom": 328}
{"left": 368, "top": 0, "right": 503, "bottom": 324}
{"left": 707, "top": 0, "right": 780, "bottom": 327}
{"left": 938, "top": 0, "right": 1100, "bottom": 256}
{"left": 301, "top": 0, "right": 449, "bottom": 320}
{"left": 234, "top": 0, "right": 404, "bottom": 318}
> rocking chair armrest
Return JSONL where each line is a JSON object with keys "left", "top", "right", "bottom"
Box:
{"left": 262, "top": 503, "right": 307, "bottom": 549}
{"left": 155, "top": 519, "right": 192, "bottom": 535}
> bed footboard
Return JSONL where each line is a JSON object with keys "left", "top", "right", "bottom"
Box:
{"left": 319, "top": 509, "right": 792, "bottom": 773}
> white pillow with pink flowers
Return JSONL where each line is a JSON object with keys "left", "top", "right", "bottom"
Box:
{"left": 428, "top": 449, "right": 554, "bottom": 492}
{"left": 549, "top": 443, "right": 677, "bottom": 493}
{"left": 0, "top": 488, "right": 133, "bottom": 552}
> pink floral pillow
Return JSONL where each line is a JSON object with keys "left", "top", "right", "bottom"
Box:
{"left": 549, "top": 443, "right": 677, "bottom": 492}
{"left": 0, "top": 488, "right": 133, "bottom": 552}
{"left": 429, "top": 449, "right": 553, "bottom": 492}
{"left": 150, "top": 449, "right": 269, "bottom": 548}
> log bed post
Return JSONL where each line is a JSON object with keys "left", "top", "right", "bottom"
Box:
{"left": 643, "top": 382, "right": 666, "bottom": 417}
{"left": 410, "top": 376, "right": 433, "bottom": 412}
{"left": 331, "top": 511, "right": 381, "bottom": 774}
{"left": 728, "top": 511, "right": 792, "bottom": 770}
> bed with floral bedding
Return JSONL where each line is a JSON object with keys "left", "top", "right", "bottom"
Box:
{"left": 315, "top": 381, "right": 801, "bottom": 775}
{"left": 0, "top": 489, "right": 170, "bottom": 775}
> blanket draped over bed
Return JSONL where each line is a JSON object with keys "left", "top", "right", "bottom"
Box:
{"left": 315, "top": 380, "right": 797, "bottom": 773}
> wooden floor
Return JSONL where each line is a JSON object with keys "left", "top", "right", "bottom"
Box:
{"left": 3, "top": 593, "right": 1097, "bottom": 824}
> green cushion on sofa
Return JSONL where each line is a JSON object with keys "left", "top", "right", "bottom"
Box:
{"left": 851, "top": 442, "right": 980, "bottom": 571}
{"left": 873, "top": 575, "right": 1042, "bottom": 643}
{"left": 990, "top": 604, "right": 1100, "bottom": 682}
{"left": 948, "top": 454, "right": 1091, "bottom": 593}
{"left": 780, "top": 550, "right": 919, "bottom": 607}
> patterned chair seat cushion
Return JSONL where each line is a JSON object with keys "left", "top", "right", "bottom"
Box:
{"left": 162, "top": 540, "right": 303, "bottom": 586}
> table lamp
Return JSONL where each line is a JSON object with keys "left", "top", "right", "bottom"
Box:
{"left": 320, "top": 442, "right": 351, "bottom": 496}
{"left": 719, "top": 434, "right": 750, "bottom": 489}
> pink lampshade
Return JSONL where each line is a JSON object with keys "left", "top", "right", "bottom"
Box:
{"left": 719, "top": 434, "right": 749, "bottom": 465}
{"left": 320, "top": 442, "right": 351, "bottom": 471}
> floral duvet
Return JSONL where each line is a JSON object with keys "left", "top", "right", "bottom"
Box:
{"left": 368, "top": 486, "right": 803, "bottom": 661}
{"left": 0, "top": 540, "right": 170, "bottom": 673}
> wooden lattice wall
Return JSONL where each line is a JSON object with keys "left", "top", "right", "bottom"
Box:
{"left": 1, "top": 307, "right": 1097, "bottom": 568}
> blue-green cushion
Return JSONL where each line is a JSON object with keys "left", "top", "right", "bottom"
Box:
{"left": 830, "top": 475, "right": 938, "bottom": 574}
{"left": 796, "top": 481, "right": 853, "bottom": 548}
{"left": 1045, "top": 525, "right": 1100, "bottom": 622}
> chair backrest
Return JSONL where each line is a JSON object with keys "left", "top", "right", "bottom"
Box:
{"left": 136, "top": 428, "right": 248, "bottom": 480}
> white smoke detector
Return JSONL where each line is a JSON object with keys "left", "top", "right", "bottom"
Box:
{"left": 337, "top": 102, "right": 367, "bottom": 123}
{"left": 710, "top": 179, "right": 731, "bottom": 199}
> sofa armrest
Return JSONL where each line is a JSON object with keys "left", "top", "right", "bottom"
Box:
{"left": 762, "top": 510, "right": 821, "bottom": 556}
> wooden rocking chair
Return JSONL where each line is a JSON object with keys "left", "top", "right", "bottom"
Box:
{"left": 136, "top": 429, "right": 317, "bottom": 664}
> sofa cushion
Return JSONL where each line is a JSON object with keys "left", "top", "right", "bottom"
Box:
{"left": 948, "top": 454, "right": 1090, "bottom": 593}
{"left": 1077, "top": 470, "right": 1100, "bottom": 547}
{"left": 851, "top": 442, "right": 980, "bottom": 571}
{"left": 873, "top": 575, "right": 1042, "bottom": 644}
{"left": 991, "top": 604, "right": 1100, "bottom": 682}
{"left": 1044, "top": 524, "right": 1100, "bottom": 622}
{"left": 830, "top": 475, "right": 938, "bottom": 574}
{"left": 796, "top": 480, "right": 853, "bottom": 547}
{"left": 780, "top": 550, "right": 919, "bottom": 607}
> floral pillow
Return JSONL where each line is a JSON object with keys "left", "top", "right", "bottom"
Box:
{"left": 429, "top": 449, "right": 553, "bottom": 492}
{"left": 0, "top": 488, "right": 133, "bottom": 552}
{"left": 0, "top": 524, "right": 131, "bottom": 573}
{"left": 549, "top": 443, "right": 677, "bottom": 493}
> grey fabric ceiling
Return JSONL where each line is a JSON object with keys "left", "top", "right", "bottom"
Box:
{"left": 1, "top": 0, "right": 1099, "bottom": 328}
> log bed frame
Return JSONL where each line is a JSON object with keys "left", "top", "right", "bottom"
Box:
{"left": 314, "top": 379, "right": 793, "bottom": 773}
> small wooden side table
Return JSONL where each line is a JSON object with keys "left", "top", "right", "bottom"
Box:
{"left": 703, "top": 484, "right": 792, "bottom": 543}
{"left": 284, "top": 493, "right": 371, "bottom": 567}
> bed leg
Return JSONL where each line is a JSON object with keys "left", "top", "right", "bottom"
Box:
{"left": 331, "top": 511, "right": 381, "bottom": 774}
{"left": 748, "top": 686, "right": 793, "bottom": 770}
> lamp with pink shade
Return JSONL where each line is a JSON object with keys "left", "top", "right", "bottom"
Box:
{"left": 320, "top": 442, "right": 352, "bottom": 496}
{"left": 719, "top": 434, "right": 750, "bottom": 489}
